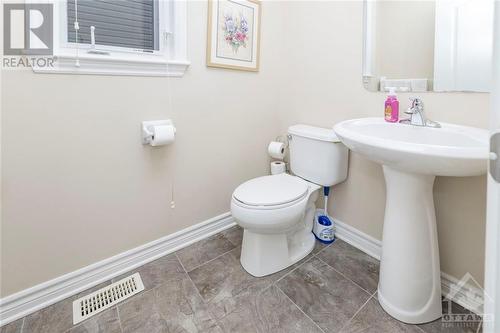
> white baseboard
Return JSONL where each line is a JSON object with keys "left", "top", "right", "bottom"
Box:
{"left": 0, "top": 212, "right": 235, "bottom": 327}
{"left": 335, "top": 219, "right": 382, "bottom": 260}
{"left": 334, "top": 218, "right": 484, "bottom": 314}
{"left": 441, "top": 272, "right": 485, "bottom": 314}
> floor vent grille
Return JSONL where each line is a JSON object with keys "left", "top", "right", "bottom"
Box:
{"left": 72, "top": 273, "right": 144, "bottom": 325}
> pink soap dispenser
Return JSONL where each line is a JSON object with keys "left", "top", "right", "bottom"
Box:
{"left": 384, "top": 87, "right": 399, "bottom": 122}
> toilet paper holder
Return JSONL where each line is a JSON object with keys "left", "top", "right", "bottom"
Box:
{"left": 276, "top": 135, "right": 289, "bottom": 149}
{"left": 142, "top": 120, "right": 176, "bottom": 145}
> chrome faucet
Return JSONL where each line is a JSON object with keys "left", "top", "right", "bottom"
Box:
{"left": 400, "top": 98, "right": 441, "bottom": 128}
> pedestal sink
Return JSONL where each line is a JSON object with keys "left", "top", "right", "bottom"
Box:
{"left": 333, "top": 117, "right": 489, "bottom": 324}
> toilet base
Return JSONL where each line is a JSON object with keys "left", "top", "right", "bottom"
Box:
{"left": 240, "top": 229, "right": 315, "bottom": 277}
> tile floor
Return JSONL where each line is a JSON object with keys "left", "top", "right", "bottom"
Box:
{"left": 1, "top": 226, "right": 482, "bottom": 333}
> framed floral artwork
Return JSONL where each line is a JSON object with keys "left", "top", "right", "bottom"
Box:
{"left": 207, "top": 0, "right": 261, "bottom": 71}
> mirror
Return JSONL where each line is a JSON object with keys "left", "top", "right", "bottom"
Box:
{"left": 363, "top": 0, "right": 494, "bottom": 93}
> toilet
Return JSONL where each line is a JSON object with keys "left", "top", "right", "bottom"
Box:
{"left": 231, "top": 124, "right": 349, "bottom": 277}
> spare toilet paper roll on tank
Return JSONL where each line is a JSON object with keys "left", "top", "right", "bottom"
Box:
{"left": 268, "top": 141, "right": 285, "bottom": 160}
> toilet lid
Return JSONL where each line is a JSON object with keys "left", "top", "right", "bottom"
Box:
{"left": 233, "top": 174, "right": 308, "bottom": 207}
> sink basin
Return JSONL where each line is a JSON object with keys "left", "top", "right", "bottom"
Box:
{"left": 333, "top": 118, "right": 489, "bottom": 324}
{"left": 334, "top": 117, "right": 488, "bottom": 176}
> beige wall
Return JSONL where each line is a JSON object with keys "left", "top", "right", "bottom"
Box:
{"left": 278, "top": 1, "right": 488, "bottom": 286}
{"left": 0, "top": 0, "right": 488, "bottom": 297}
{"left": 375, "top": 1, "right": 435, "bottom": 80}
{"left": 0, "top": 1, "right": 284, "bottom": 297}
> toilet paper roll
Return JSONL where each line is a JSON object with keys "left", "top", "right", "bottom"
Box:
{"left": 150, "top": 125, "right": 175, "bottom": 146}
{"left": 271, "top": 161, "right": 287, "bottom": 175}
{"left": 268, "top": 141, "right": 285, "bottom": 160}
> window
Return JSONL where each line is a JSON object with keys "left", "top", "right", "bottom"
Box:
{"left": 67, "top": 0, "right": 160, "bottom": 52}
{"left": 33, "top": 0, "right": 189, "bottom": 76}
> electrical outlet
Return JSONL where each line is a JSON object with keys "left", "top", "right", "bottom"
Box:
{"left": 170, "top": 201, "right": 175, "bottom": 209}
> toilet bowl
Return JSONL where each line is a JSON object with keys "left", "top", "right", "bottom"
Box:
{"left": 231, "top": 124, "right": 349, "bottom": 277}
{"left": 231, "top": 173, "right": 321, "bottom": 277}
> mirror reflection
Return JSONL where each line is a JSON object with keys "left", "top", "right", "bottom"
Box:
{"left": 363, "top": 0, "right": 494, "bottom": 93}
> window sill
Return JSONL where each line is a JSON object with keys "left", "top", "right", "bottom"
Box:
{"left": 33, "top": 52, "right": 190, "bottom": 77}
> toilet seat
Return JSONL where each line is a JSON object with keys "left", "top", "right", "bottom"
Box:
{"left": 233, "top": 174, "right": 309, "bottom": 208}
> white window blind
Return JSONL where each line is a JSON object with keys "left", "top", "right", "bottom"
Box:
{"left": 67, "top": 0, "right": 159, "bottom": 52}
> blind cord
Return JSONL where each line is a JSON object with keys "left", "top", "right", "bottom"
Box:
{"left": 165, "top": 31, "right": 175, "bottom": 209}
{"left": 74, "top": 0, "right": 80, "bottom": 67}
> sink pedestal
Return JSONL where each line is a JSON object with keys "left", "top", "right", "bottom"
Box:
{"left": 378, "top": 166, "right": 442, "bottom": 324}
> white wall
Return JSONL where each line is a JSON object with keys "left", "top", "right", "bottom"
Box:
{"left": 277, "top": 1, "right": 488, "bottom": 286}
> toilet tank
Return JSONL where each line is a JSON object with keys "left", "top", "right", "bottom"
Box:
{"left": 288, "top": 124, "right": 348, "bottom": 187}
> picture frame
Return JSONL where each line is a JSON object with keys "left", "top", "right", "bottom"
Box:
{"left": 206, "top": 0, "right": 261, "bottom": 72}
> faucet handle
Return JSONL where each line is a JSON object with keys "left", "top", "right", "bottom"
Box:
{"left": 405, "top": 97, "right": 424, "bottom": 114}
{"left": 409, "top": 97, "right": 423, "bottom": 107}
